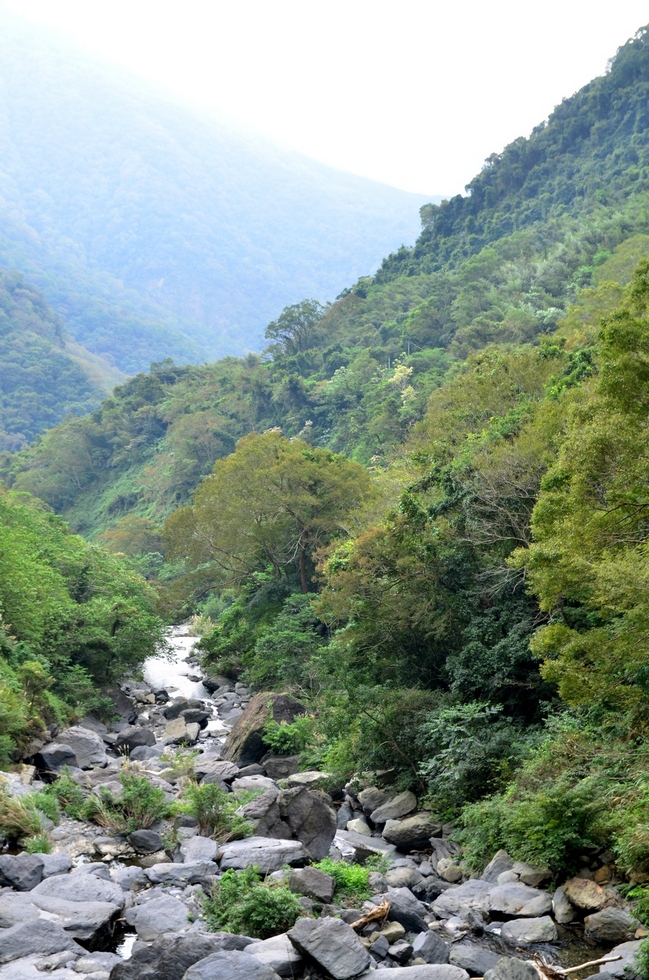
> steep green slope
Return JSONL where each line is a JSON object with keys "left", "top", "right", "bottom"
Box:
{"left": 0, "top": 13, "right": 428, "bottom": 373}
{"left": 0, "top": 268, "right": 122, "bottom": 450}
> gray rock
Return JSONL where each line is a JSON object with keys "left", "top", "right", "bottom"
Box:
{"left": 449, "top": 942, "right": 501, "bottom": 975}
{"left": 31, "top": 871, "right": 124, "bottom": 907}
{"left": 481, "top": 850, "right": 515, "bottom": 884}
{"left": 371, "top": 967, "right": 470, "bottom": 980}
{"left": 0, "top": 853, "right": 44, "bottom": 890}
{"left": 289, "top": 866, "right": 335, "bottom": 902}
{"left": 552, "top": 886, "right": 578, "bottom": 924}
{"left": 129, "top": 895, "right": 189, "bottom": 941}
{"left": 561, "top": 877, "right": 609, "bottom": 911}
{"left": 603, "top": 940, "right": 643, "bottom": 978}
{"left": 29, "top": 896, "right": 122, "bottom": 942}
{"left": 0, "top": 892, "right": 40, "bottom": 928}
{"left": 500, "top": 916, "right": 558, "bottom": 944}
{"left": 288, "top": 915, "right": 370, "bottom": 979}
{"left": 163, "top": 699, "right": 193, "bottom": 720}
{"left": 245, "top": 934, "right": 304, "bottom": 977}
{"left": 389, "top": 939, "right": 414, "bottom": 963}
{"left": 39, "top": 852, "right": 73, "bottom": 877}
{"left": 108, "top": 932, "right": 254, "bottom": 980}
{"left": 237, "top": 789, "right": 290, "bottom": 840}
{"left": 222, "top": 692, "right": 306, "bottom": 766}
{"left": 383, "top": 813, "right": 443, "bottom": 851}
{"left": 334, "top": 829, "right": 396, "bottom": 862}
{"left": 358, "top": 786, "right": 394, "bottom": 815}
{"left": 0, "top": 919, "right": 81, "bottom": 964}
{"left": 280, "top": 786, "right": 337, "bottom": 861}
{"left": 384, "top": 887, "right": 430, "bottom": 933}
{"left": 584, "top": 908, "right": 638, "bottom": 943}
{"left": 371, "top": 791, "right": 417, "bottom": 824}
{"left": 371, "top": 934, "right": 390, "bottom": 959}
{"left": 437, "top": 858, "right": 463, "bottom": 883}
{"left": 232, "top": 775, "right": 279, "bottom": 794}
{"left": 262, "top": 756, "right": 300, "bottom": 780}
{"left": 179, "top": 835, "right": 218, "bottom": 863}
{"left": 73, "top": 951, "right": 121, "bottom": 972}
{"left": 52, "top": 727, "right": 107, "bottom": 769}
{"left": 337, "top": 801, "right": 353, "bottom": 829}
{"left": 488, "top": 883, "right": 552, "bottom": 917}
{"left": 113, "top": 726, "right": 155, "bottom": 752}
{"left": 484, "top": 958, "right": 539, "bottom": 980}
{"left": 433, "top": 879, "right": 493, "bottom": 918}
{"left": 412, "top": 931, "right": 450, "bottom": 965}
{"left": 144, "top": 861, "right": 218, "bottom": 885}
{"left": 511, "top": 861, "right": 552, "bottom": 888}
{"left": 34, "top": 743, "right": 77, "bottom": 774}
{"left": 194, "top": 758, "right": 240, "bottom": 782}
{"left": 385, "top": 867, "right": 424, "bottom": 889}
{"left": 347, "top": 817, "right": 372, "bottom": 835}
{"left": 182, "top": 951, "right": 281, "bottom": 979}
{"left": 127, "top": 829, "right": 164, "bottom": 854}
{"left": 218, "top": 836, "right": 307, "bottom": 873}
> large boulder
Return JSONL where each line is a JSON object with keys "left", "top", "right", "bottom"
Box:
{"left": 481, "top": 851, "right": 515, "bottom": 883}
{"left": 33, "top": 743, "right": 77, "bottom": 774}
{"left": 412, "top": 930, "right": 451, "bottom": 964}
{"left": 372, "top": 968, "right": 469, "bottom": 980}
{"left": 488, "top": 883, "right": 552, "bottom": 917}
{"left": 484, "top": 958, "right": 539, "bottom": 980}
{"left": 184, "top": 950, "right": 281, "bottom": 979}
{"left": 383, "top": 813, "right": 443, "bottom": 850}
{"left": 449, "top": 941, "right": 501, "bottom": 975}
{"left": 602, "top": 940, "right": 643, "bottom": 978}
{"left": 50, "top": 727, "right": 107, "bottom": 769}
{"left": 500, "top": 916, "right": 558, "bottom": 944}
{"left": 0, "top": 853, "right": 44, "bottom": 891}
{"left": 222, "top": 693, "right": 306, "bottom": 766}
{"left": 358, "top": 786, "right": 394, "bottom": 815}
{"left": 280, "top": 786, "right": 336, "bottom": 860}
{"left": 553, "top": 886, "right": 578, "bottom": 924}
{"left": 127, "top": 829, "right": 164, "bottom": 854}
{"left": 245, "top": 934, "right": 304, "bottom": 977}
{"left": 584, "top": 908, "right": 638, "bottom": 943}
{"left": 288, "top": 916, "right": 370, "bottom": 979}
{"left": 179, "top": 835, "right": 219, "bottom": 863}
{"left": 31, "top": 870, "right": 123, "bottom": 907}
{"left": 263, "top": 755, "right": 301, "bottom": 780}
{"left": 334, "top": 829, "right": 396, "bottom": 863}
{"left": 0, "top": 919, "right": 81, "bottom": 965}
{"left": 384, "top": 886, "right": 430, "bottom": 933}
{"left": 562, "top": 876, "right": 611, "bottom": 911}
{"left": 218, "top": 836, "right": 308, "bottom": 873}
{"left": 113, "top": 725, "right": 155, "bottom": 752}
{"left": 433, "top": 879, "right": 493, "bottom": 918}
{"left": 370, "top": 790, "right": 418, "bottom": 824}
{"left": 128, "top": 895, "right": 189, "bottom": 941}
{"left": 144, "top": 862, "right": 218, "bottom": 885}
{"left": 237, "top": 788, "right": 290, "bottom": 839}
{"left": 289, "top": 866, "right": 335, "bottom": 903}
{"left": 28, "top": 871, "right": 124, "bottom": 941}
{"left": 0, "top": 892, "right": 40, "bottom": 928}
{"left": 109, "top": 932, "right": 254, "bottom": 980}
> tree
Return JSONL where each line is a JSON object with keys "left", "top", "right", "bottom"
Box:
{"left": 165, "top": 431, "right": 371, "bottom": 593}
{"left": 265, "top": 300, "right": 326, "bottom": 355}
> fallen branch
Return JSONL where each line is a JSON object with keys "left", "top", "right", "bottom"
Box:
{"left": 349, "top": 901, "right": 390, "bottom": 930}
{"left": 531, "top": 953, "right": 622, "bottom": 980}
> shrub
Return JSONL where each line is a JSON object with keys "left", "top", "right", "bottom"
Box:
{"left": 46, "top": 771, "right": 86, "bottom": 820}
{"left": 173, "top": 782, "right": 251, "bottom": 840}
{"left": 0, "top": 790, "right": 47, "bottom": 842}
{"left": 23, "top": 832, "right": 52, "bottom": 853}
{"left": 313, "top": 858, "right": 371, "bottom": 902}
{"left": 202, "top": 865, "right": 302, "bottom": 938}
{"left": 263, "top": 716, "right": 314, "bottom": 756}
{"left": 81, "top": 772, "right": 170, "bottom": 833}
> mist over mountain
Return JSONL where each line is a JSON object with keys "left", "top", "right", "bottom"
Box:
{"left": 0, "top": 13, "right": 431, "bottom": 374}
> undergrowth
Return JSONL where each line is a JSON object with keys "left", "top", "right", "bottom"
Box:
{"left": 201, "top": 865, "right": 302, "bottom": 938}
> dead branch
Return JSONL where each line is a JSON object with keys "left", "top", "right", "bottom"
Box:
{"left": 349, "top": 901, "right": 390, "bottom": 930}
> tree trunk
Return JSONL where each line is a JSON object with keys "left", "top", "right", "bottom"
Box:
{"left": 300, "top": 545, "right": 308, "bottom": 593}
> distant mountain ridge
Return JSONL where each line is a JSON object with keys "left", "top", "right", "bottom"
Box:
{"left": 0, "top": 13, "right": 430, "bottom": 373}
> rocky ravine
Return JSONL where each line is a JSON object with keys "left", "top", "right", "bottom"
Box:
{"left": 0, "top": 626, "right": 644, "bottom": 980}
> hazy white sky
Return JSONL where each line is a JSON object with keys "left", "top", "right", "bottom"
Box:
{"left": 3, "top": 1, "right": 649, "bottom": 195}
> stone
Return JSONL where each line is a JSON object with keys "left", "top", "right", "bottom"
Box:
{"left": 500, "top": 916, "right": 558, "bottom": 944}
{"left": 113, "top": 726, "right": 155, "bottom": 752}
{"left": 383, "top": 813, "right": 443, "bottom": 851}
{"left": 289, "top": 866, "right": 335, "bottom": 902}
{"left": 232, "top": 774, "right": 279, "bottom": 794}
{"left": 437, "top": 858, "right": 463, "bottom": 883}
{"left": 181, "top": 708, "right": 210, "bottom": 725}
{"left": 34, "top": 743, "right": 77, "bottom": 774}
{"left": 222, "top": 692, "right": 306, "bottom": 766}
{"left": 280, "top": 786, "right": 337, "bottom": 861}
{"left": 385, "top": 866, "right": 423, "bottom": 889}
{"left": 32, "top": 871, "right": 123, "bottom": 906}
{"left": 129, "top": 895, "right": 189, "bottom": 941}
{"left": 218, "top": 836, "right": 308, "bottom": 872}
{"left": 603, "top": 940, "right": 643, "bottom": 978}
{"left": 449, "top": 941, "right": 501, "bottom": 975}
{"left": 203, "top": 675, "right": 232, "bottom": 692}
{"left": 164, "top": 717, "right": 189, "bottom": 741}
{"left": 433, "top": 879, "right": 493, "bottom": 918}
{"left": 262, "top": 755, "right": 300, "bottom": 780}
{"left": 144, "top": 861, "right": 218, "bottom": 885}
{"left": 483, "top": 957, "right": 539, "bottom": 980}
{"left": 0, "top": 920, "right": 81, "bottom": 964}
{"left": 371, "top": 934, "right": 390, "bottom": 959}
{"left": 488, "top": 883, "right": 552, "bottom": 917}
{"left": 0, "top": 892, "right": 40, "bottom": 928}
{"left": 109, "top": 932, "right": 254, "bottom": 980}
{"left": 379, "top": 921, "right": 407, "bottom": 943}
{"left": 237, "top": 789, "right": 290, "bottom": 839}
{"left": 72, "top": 951, "right": 121, "bottom": 972}
{"left": 194, "top": 758, "right": 240, "bottom": 782}
{"left": 288, "top": 916, "right": 370, "bottom": 979}
{"left": 184, "top": 950, "right": 281, "bottom": 979}
{"left": 562, "top": 876, "right": 610, "bottom": 910}
{"left": 334, "top": 829, "right": 396, "bottom": 862}
{"left": 39, "top": 852, "right": 73, "bottom": 877}
{"left": 185, "top": 722, "right": 201, "bottom": 743}
{"left": 552, "top": 886, "right": 578, "bottom": 924}
{"left": 584, "top": 908, "right": 638, "bottom": 943}
{"left": 127, "top": 829, "right": 164, "bottom": 853}
{"left": 245, "top": 934, "right": 304, "bottom": 977}
{"left": 384, "top": 887, "right": 430, "bottom": 933}
{"left": 481, "top": 850, "right": 515, "bottom": 883}
{"left": 0, "top": 853, "right": 44, "bottom": 890}
{"left": 179, "top": 835, "right": 218, "bottom": 863}
{"left": 371, "top": 967, "right": 470, "bottom": 980}
{"left": 412, "top": 931, "right": 450, "bottom": 964}
{"left": 347, "top": 817, "right": 372, "bottom": 835}
{"left": 51, "top": 727, "right": 107, "bottom": 769}
{"left": 511, "top": 861, "right": 552, "bottom": 888}
{"left": 371, "top": 790, "right": 418, "bottom": 824}
{"left": 369, "top": 871, "right": 389, "bottom": 891}
{"left": 358, "top": 785, "right": 394, "bottom": 815}
{"left": 162, "top": 699, "right": 193, "bottom": 720}
{"left": 389, "top": 939, "right": 414, "bottom": 963}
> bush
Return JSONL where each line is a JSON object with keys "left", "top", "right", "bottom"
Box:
{"left": 0, "top": 790, "right": 48, "bottom": 842}
{"left": 23, "top": 833, "right": 52, "bottom": 853}
{"left": 313, "top": 858, "right": 371, "bottom": 902}
{"left": 202, "top": 865, "right": 302, "bottom": 938}
{"left": 173, "top": 782, "right": 251, "bottom": 840}
{"left": 81, "top": 772, "right": 170, "bottom": 833}
{"left": 45, "top": 771, "right": 86, "bottom": 820}
{"left": 262, "top": 716, "right": 314, "bottom": 755}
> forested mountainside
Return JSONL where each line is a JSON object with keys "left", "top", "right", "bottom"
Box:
{"left": 0, "top": 269, "right": 121, "bottom": 450}
{"left": 6, "top": 24, "right": 649, "bottom": 903}
{"left": 0, "top": 13, "right": 428, "bottom": 374}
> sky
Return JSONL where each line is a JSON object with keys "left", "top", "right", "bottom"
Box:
{"left": 2, "top": 1, "right": 649, "bottom": 196}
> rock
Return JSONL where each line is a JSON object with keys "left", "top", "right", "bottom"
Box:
{"left": 185, "top": 722, "right": 201, "bottom": 743}
{"left": 552, "top": 886, "right": 578, "bottom": 924}
{"left": 144, "top": 861, "right": 218, "bottom": 885}
{"left": 0, "top": 919, "right": 81, "bottom": 964}
{"left": 484, "top": 957, "right": 539, "bottom": 980}
{"left": 371, "top": 967, "right": 470, "bottom": 980}
{"left": 263, "top": 756, "right": 301, "bottom": 780}
{"left": 437, "top": 858, "right": 463, "bottom": 883}
{"left": 73, "top": 951, "right": 121, "bottom": 973}
{"left": 34, "top": 743, "right": 77, "bottom": 774}
{"left": 203, "top": 675, "right": 232, "bottom": 693}
{"left": 127, "top": 829, "right": 164, "bottom": 854}
{"left": 383, "top": 813, "right": 443, "bottom": 851}
{"left": 334, "top": 829, "right": 396, "bottom": 862}
{"left": 488, "top": 883, "right": 552, "bottom": 917}
{"left": 433, "top": 879, "right": 493, "bottom": 918}
{"left": 384, "top": 887, "right": 430, "bottom": 933}
{"left": 237, "top": 789, "right": 290, "bottom": 839}
{"left": 179, "top": 835, "right": 218, "bottom": 863}
{"left": 280, "top": 786, "right": 337, "bottom": 861}
{"left": 500, "top": 916, "right": 558, "bottom": 944}
{"left": 562, "top": 876, "right": 611, "bottom": 910}
{"left": 379, "top": 921, "right": 407, "bottom": 943}
{"left": 385, "top": 867, "right": 423, "bottom": 889}
{"left": 412, "top": 931, "right": 450, "bottom": 964}
{"left": 51, "top": 727, "right": 107, "bottom": 769}
{"left": 129, "top": 895, "right": 189, "bottom": 941}
{"left": 288, "top": 915, "right": 370, "bottom": 979}
{"left": 222, "top": 692, "right": 306, "bottom": 766}
{"left": 0, "top": 853, "right": 44, "bottom": 891}
{"left": 163, "top": 699, "right": 194, "bottom": 720}
{"left": 511, "top": 861, "right": 552, "bottom": 888}
{"left": 164, "top": 717, "right": 189, "bottom": 742}
{"left": 603, "top": 940, "right": 643, "bottom": 978}
{"left": 184, "top": 950, "right": 281, "bottom": 979}
{"left": 482, "top": 850, "right": 515, "bottom": 883}
{"left": 0, "top": 892, "right": 40, "bottom": 928}
{"left": 31, "top": 871, "right": 123, "bottom": 906}
{"left": 218, "top": 836, "right": 308, "bottom": 872}
{"left": 369, "top": 871, "right": 389, "bottom": 891}
{"left": 358, "top": 786, "right": 394, "bottom": 815}
{"left": 109, "top": 932, "right": 254, "bottom": 980}
{"left": 347, "top": 817, "right": 372, "bottom": 835}
{"left": 449, "top": 941, "right": 501, "bottom": 975}
{"left": 39, "top": 852, "right": 73, "bottom": 877}
{"left": 181, "top": 708, "right": 210, "bottom": 725}
{"left": 389, "top": 939, "right": 414, "bottom": 963}
{"left": 371, "top": 791, "right": 417, "bottom": 824}
{"left": 584, "top": 908, "right": 638, "bottom": 943}
{"left": 245, "top": 934, "right": 304, "bottom": 977}
{"left": 232, "top": 775, "right": 279, "bottom": 794}
{"left": 113, "top": 726, "right": 155, "bottom": 752}
{"left": 289, "top": 866, "right": 335, "bottom": 902}
{"left": 194, "top": 758, "right": 240, "bottom": 782}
